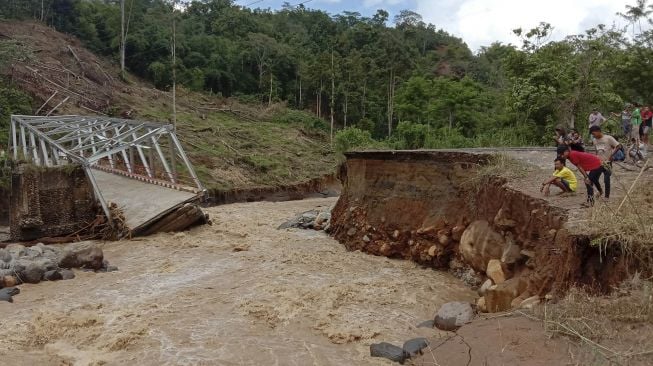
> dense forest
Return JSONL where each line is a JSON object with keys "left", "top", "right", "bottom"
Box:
{"left": 1, "top": 0, "right": 653, "bottom": 149}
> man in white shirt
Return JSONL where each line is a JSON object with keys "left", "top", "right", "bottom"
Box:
{"left": 590, "top": 126, "right": 622, "bottom": 162}
{"left": 589, "top": 109, "right": 607, "bottom": 132}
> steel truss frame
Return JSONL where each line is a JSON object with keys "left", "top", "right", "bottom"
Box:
{"left": 9, "top": 115, "right": 204, "bottom": 224}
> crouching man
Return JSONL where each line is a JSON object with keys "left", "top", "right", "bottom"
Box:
{"left": 557, "top": 145, "right": 608, "bottom": 207}
{"left": 541, "top": 157, "right": 577, "bottom": 196}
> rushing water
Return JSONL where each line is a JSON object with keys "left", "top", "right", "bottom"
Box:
{"left": 0, "top": 198, "right": 475, "bottom": 366}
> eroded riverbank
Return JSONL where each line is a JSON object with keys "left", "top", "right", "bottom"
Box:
{"left": 0, "top": 198, "right": 476, "bottom": 366}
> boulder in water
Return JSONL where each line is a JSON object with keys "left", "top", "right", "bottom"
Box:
{"left": 60, "top": 269, "right": 75, "bottom": 280}
{"left": 43, "top": 270, "right": 63, "bottom": 281}
{"left": 0, "top": 287, "right": 20, "bottom": 303}
{"left": 19, "top": 262, "right": 46, "bottom": 284}
{"left": 59, "top": 242, "right": 104, "bottom": 270}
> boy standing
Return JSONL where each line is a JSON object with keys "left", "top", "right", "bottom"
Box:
{"left": 541, "top": 158, "right": 577, "bottom": 196}
{"left": 557, "top": 145, "right": 609, "bottom": 206}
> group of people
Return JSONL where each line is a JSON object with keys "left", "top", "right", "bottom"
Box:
{"left": 542, "top": 104, "right": 650, "bottom": 207}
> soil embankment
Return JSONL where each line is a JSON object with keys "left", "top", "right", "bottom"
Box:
{"left": 205, "top": 174, "right": 340, "bottom": 206}
{"left": 0, "top": 186, "right": 8, "bottom": 226}
{"left": 330, "top": 150, "right": 637, "bottom": 313}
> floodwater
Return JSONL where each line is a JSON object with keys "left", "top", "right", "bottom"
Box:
{"left": 0, "top": 198, "right": 475, "bottom": 366}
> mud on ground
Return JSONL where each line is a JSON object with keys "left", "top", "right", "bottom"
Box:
{"left": 0, "top": 198, "right": 482, "bottom": 366}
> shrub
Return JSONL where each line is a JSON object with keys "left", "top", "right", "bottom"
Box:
{"left": 356, "top": 118, "right": 375, "bottom": 133}
{"left": 334, "top": 127, "right": 377, "bottom": 154}
{"left": 241, "top": 155, "right": 277, "bottom": 173}
{"left": 393, "top": 121, "right": 430, "bottom": 149}
{"left": 0, "top": 84, "right": 32, "bottom": 148}
{"left": 232, "top": 93, "right": 261, "bottom": 105}
{"left": 424, "top": 127, "right": 473, "bottom": 149}
{"left": 271, "top": 109, "right": 327, "bottom": 131}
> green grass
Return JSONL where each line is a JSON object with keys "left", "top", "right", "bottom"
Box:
{"left": 134, "top": 103, "right": 336, "bottom": 191}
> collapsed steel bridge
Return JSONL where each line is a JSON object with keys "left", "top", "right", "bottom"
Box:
{"left": 9, "top": 115, "right": 205, "bottom": 225}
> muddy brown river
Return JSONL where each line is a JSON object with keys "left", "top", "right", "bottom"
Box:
{"left": 0, "top": 198, "right": 475, "bottom": 365}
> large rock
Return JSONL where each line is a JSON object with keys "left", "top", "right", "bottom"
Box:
{"left": 278, "top": 210, "right": 324, "bottom": 230}
{"left": 478, "top": 279, "right": 493, "bottom": 296}
{"left": 459, "top": 221, "right": 505, "bottom": 272}
{"left": 0, "top": 287, "right": 20, "bottom": 303}
{"left": 484, "top": 276, "right": 528, "bottom": 313}
{"left": 519, "top": 295, "right": 541, "bottom": 309}
{"left": 486, "top": 259, "right": 508, "bottom": 284}
{"left": 5, "top": 244, "right": 26, "bottom": 258}
{"left": 315, "top": 211, "right": 331, "bottom": 227}
{"left": 476, "top": 296, "right": 487, "bottom": 313}
{"left": 60, "top": 269, "right": 75, "bottom": 280}
{"left": 493, "top": 208, "right": 517, "bottom": 229}
{"left": 59, "top": 243, "right": 104, "bottom": 270}
{"left": 1, "top": 275, "right": 18, "bottom": 287}
{"left": 501, "top": 233, "right": 522, "bottom": 265}
{"left": 370, "top": 342, "right": 407, "bottom": 364}
{"left": 0, "top": 249, "right": 11, "bottom": 263}
{"left": 451, "top": 225, "right": 466, "bottom": 241}
{"left": 19, "top": 262, "right": 45, "bottom": 284}
{"left": 403, "top": 338, "right": 429, "bottom": 358}
{"left": 434, "top": 301, "right": 475, "bottom": 331}
{"left": 43, "top": 270, "right": 63, "bottom": 281}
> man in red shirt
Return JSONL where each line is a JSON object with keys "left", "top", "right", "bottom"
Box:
{"left": 557, "top": 145, "right": 609, "bottom": 206}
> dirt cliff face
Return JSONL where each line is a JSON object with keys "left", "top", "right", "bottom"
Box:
{"left": 330, "top": 151, "right": 634, "bottom": 312}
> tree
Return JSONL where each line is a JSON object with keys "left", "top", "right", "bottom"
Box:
{"left": 618, "top": 0, "right": 652, "bottom": 36}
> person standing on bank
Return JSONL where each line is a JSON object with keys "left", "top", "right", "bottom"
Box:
{"left": 612, "top": 105, "right": 632, "bottom": 139}
{"left": 590, "top": 126, "right": 623, "bottom": 163}
{"left": 632, "top": 103, "right": 642, "bottom": 143}
{"left": 589, "top": 108, "right": 607, "bottom": 135}
{"left": 557, "top": 145, "right": 609, "bottom": 207}
{"left": 641, "top": 106, "right": 653, "bottom": 145}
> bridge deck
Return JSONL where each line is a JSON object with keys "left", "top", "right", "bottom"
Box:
{"left": 91, "top": 170, "right": 198, "bottom": 231}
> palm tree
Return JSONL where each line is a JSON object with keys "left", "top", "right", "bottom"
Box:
{"left": 618, "top": 0, "right": 652, "bottom": 36}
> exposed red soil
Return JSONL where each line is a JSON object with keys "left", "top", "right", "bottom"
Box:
{"left": 330, "top": 151, "right": 640, "bottom": 312}
{"left": 206, "top": 173, "right": 340, "bottom": 205}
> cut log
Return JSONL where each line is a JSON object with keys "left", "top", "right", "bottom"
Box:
{"left": 35, "top": 91, "right": 58, "bottom": 115}
{"left": 45, "top": 96, "right": 70, "bottom": 116}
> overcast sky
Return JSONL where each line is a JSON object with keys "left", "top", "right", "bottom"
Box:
{"left": 235, "top": 0, "right": 634, "bottom": 51}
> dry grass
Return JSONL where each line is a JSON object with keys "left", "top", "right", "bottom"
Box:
{"left": 529, "top": 278, "right": 653, "bottom": 365}
{"left": 464, "top": 153, "right": 534, "bottom": 188}
{"left": 586, "top": 170, "right": 653, "bottom": 274}
{"left": 528, "top": 166, "right": 653, "bottom": 364}
{"left": 461, "top": 153, "right": 535, "bottom": 209}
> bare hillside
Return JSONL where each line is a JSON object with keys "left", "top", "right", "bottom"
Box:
{"left": 0, "top": 21, "right": 337, "bottom": 191}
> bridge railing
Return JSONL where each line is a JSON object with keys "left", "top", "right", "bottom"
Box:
{"left": 9, "top": 115, "right": 206, "bottom": 225}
